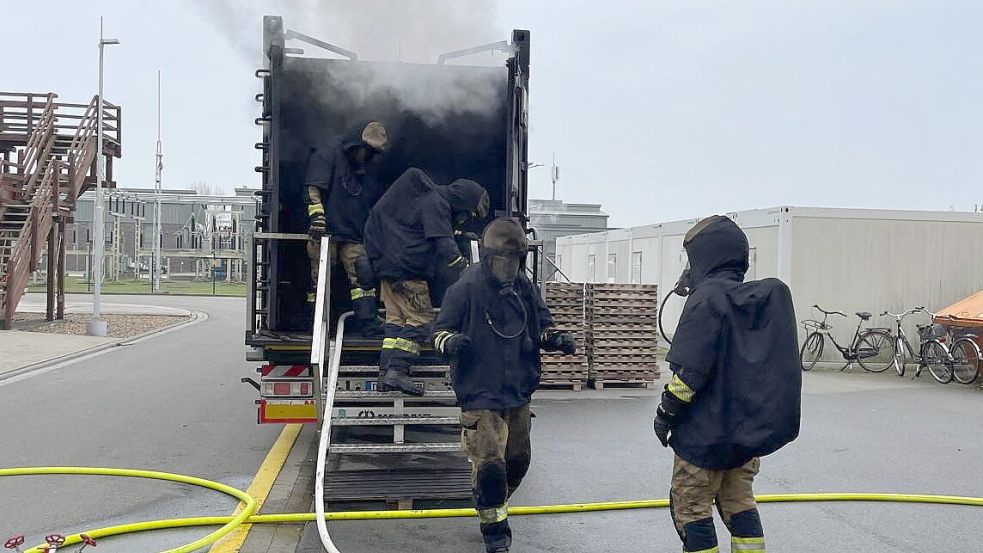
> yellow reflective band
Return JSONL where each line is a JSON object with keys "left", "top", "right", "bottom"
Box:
{"left": 433, "top": 330, "right": 455, "bottom": 353}
{"left": 306, "top": 292, "right": 316, "bottom": 303}
{"left": 350, "top": 288, "right": 376, "bottom": 300}
{"left": 477, "top": 504, "right": 508, "bottom": 524}
{"left": 382, "top": 337, "right": 397, "bottom": 350}
{"left": 731, "top": 537, "right": 765, "bottom": 551}
{"left": 307, "top": 203, "right": 325, "bottom": 216}
{"left": 447, "top": 255, "right": 466, "bottom": 268}
{"left": 667, "top": 373, "right": 695, "bottom": 403}
{"left": 393, "top": 338, "right": 421, "bottom": 355}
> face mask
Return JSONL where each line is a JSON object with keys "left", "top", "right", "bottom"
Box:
{"left": 489, "top": 254, "right": 522, "bottom": 285}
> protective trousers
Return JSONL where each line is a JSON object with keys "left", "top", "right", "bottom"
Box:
{"left": 305, "top": 241, "right": 377, "bottom": 313}
{"left": 461, "top": 404, "right": 532, "bottom": 553}
{"left": 670, "top": 455, "right": 764, "bottom": 553}
{"left": 378, "top": 279, "right": 434, "bottom": 390}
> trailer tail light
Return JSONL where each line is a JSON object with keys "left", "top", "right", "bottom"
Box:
{"left": 263, "top": 380, "right": 313, "bottom": 398}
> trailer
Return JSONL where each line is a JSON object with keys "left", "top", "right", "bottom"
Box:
{"left": 243, "top": 16, "right": 532, "bottom": 509}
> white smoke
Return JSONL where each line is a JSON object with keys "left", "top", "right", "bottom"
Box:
{"left": 190, "top": 0, "right": 510, "bottom": 123}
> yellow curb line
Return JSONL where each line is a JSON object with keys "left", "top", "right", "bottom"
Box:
{"left": 209, "top": 424, "right": 303, "bottom": 552}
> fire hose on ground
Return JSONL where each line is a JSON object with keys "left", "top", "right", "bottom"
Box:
{"left": 3, "top": 467, "right": 983, "bottom": 552}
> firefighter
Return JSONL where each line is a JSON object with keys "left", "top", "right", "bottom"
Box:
{"left": 363, "top": 168, "right": 490, "bottom": 395}
{"left": 653, "top": 215, "right": 802, "bottom": 553}
{"left": 432, "top": 218, "right": 576, "bottom": 553}
{"left": 304, "top": 120, "right": 388, "bottom": 336}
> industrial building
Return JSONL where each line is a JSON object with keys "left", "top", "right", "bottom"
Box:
{"left": 64, "top": 187, "right": 258, "bottom": 282}
{"left": 556, "top": 207, "right": 983, "bottom": 344}
{"left": 528, "top": 198, "right": 609, "bottom": 280}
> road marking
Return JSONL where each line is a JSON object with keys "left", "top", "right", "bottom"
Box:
{"left": 209, "top": 423, "right": 303, "bottom": 553}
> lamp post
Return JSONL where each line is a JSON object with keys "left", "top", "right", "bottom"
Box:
{"left": 87, "top": 17, "right": 119, "bottom": 337}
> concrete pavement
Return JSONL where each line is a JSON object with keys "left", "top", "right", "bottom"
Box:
{"left": 291, "top": 369, "right": 983, "bottom": 553}
{"left": 0, "top": 295, "right": 281, "bottom": 551}
{"left": 1, "top": 293, "right": 195, "bottom": 379}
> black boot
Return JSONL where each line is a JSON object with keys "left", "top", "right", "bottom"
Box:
{"left": 381, "top": 363, "right": 424, "bottom": 396}
{"left": 377, "top": 324, "right": 399, "bottom": 389}
{"left": 480, "top": 520, "right": 512, "bottom": 553}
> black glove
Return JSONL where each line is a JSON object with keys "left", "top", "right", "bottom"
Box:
{"left": 653, "top": 404, "right": 672, "bottom": 448}
{"left": 308, "top": 212, "right": 327, "bottom": 239}
{"left": 542, "top": 329, "right": 577, "bottom": 355}
{"left": 444, "top": 333, "right": 472, "bottom": 358}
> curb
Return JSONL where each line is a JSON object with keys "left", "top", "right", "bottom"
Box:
{"left": 0, "top": 311, "right": 207, "bottom": 383}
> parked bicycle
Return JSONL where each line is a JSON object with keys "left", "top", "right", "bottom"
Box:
{"left": 882, "top": 308, "right": 982, "bottom": 385}
{"left": 882, "top": 308, "right": 951, "bottom": 383}
{"left": 800, "top": 305, "right": 896, "bottom": 372}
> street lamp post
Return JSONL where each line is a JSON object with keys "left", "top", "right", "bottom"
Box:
{"left": 87, "top": 17, "right": 119, "bottom": 336}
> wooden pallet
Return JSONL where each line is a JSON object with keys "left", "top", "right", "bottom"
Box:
{"left": 588, "top": 378, "right": 658, "bottom": 390}
{"left": 538, "top": 379, "right": 585, "bottom": 391}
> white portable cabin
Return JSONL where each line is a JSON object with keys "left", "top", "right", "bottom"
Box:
{"left": 555, "top": 206, "right": 983, "bottom": 346}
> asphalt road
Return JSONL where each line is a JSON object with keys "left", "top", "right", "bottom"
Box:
{"left": 0, "top": 294, "right": 280, "bottom": 551}
{"left": 299, "top": 371, "right": 983, "bottom": 553}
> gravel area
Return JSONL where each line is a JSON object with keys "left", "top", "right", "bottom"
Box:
{"left": 12, "top": 312, "right": 191, "bottom": 338}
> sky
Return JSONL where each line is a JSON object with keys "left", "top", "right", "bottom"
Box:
{"left": 4, "top": 0, "right": 983, "bottom": 227}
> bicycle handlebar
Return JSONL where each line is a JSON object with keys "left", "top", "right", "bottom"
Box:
{"left": 881, "top": 308, "right": 925, "bottom": 320}
{"left": 812, "top": 304, "right": 846, "bottom": 317}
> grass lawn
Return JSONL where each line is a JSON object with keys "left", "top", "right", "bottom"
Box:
{"left": 28, "top": 277, "right": 247, "bottom": 297}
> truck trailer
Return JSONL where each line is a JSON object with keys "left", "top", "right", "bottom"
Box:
{"left": 243, "top": 16, "right": 532, "bottom": 509}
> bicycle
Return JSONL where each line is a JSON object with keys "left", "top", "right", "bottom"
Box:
{"left": 884, "top": 308, "right": 983, "bottom": 385}
{"left": 882, "top": 308, "right": 952, "bottom": 383}
{"left": 941, "top": 316, "right": 982, "bottom": 385}
{"left": 799, "top": 305, "right": 896, "bottom": 372}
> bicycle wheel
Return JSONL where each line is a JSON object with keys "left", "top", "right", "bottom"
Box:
{"left": 950, "top": 338, "right": 981, "bottom": 385}
{"left": 921, "top": 340, "right": 954, "bottom": 384}
{"left": 800, "top": 332, "right": 824, "bottom": 371}
{"left": 894, "top": 336, "right": 908, "bottom": 377}
{"left": 857, "top": 329, "right": 896, "bottom": 372}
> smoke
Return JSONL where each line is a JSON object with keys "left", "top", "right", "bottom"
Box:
{"left": 190, "top": 0, "right": 509, "bottom": 124}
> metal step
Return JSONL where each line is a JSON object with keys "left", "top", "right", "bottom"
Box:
{"left": 339, "top": 364, "right": 450, "bottom": 375}
{"left": 332, "top": 416, "right": 460, "bottom": 426}
{"left": 329, "top": 443, "right": 462, "bottom": 454}
{"left": 334, "top": 390, "right": 457, "bottom": 400}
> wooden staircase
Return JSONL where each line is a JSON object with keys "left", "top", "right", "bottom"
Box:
{"left": 0, "top": 92, "right": 121, "bottom": 329}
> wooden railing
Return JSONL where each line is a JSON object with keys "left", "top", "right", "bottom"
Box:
{"left": 1, "top": 93, "right": 113, "bottom": 327}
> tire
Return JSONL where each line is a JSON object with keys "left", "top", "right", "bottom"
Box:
{"left": 800, "top": 332, "right": 824, "bottom": 371}
{"left": 857, "top": 329, "right": 896, "bottom": 373}
{"left": 921, "top": 340, "right": 954, "bottom": 384}
{"left": 894, "top": 336, "right": 907, "bottom": 377}
{"left": 950, "top": 338, "right": 981, "bottom": 385}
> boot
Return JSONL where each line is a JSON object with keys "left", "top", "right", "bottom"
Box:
{"left": 480, "top": 520, "right": 512, "bottom": 553}
{"left": 380, "top": 341, "right": 424, "bottom": 396}
{"left": 377, "top": 324, "right": 400, "bottom": 388}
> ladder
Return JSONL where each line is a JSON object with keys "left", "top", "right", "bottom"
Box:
{"left": 309, "top": 237, "right": 471, "bottom": 553}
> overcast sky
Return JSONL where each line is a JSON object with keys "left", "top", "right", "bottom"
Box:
{"left": 6, "top": 1, "right": 982, "bottom": 227}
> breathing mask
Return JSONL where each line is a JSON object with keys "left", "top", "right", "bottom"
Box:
{"left": 479, "top": 218, "right": 529, "bottom": 293}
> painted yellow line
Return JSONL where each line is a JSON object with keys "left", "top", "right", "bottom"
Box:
{"left": 208, "top": 424, "right": 303, "bottom": 553}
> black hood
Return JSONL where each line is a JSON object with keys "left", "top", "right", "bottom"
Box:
{"left": 339, "top": 120, "right": 387, "bottom": 152}
{"left": 439, "top": 179, "right": 486, "bottom": 212}
{"left": 683, "top": 216, "right": 749, "bottom": 287}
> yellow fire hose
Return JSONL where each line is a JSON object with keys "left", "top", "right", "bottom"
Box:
{"left": 3, "top": 467, "right": 983, "bottom": 552}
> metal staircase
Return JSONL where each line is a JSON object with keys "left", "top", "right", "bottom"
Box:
{"left": 307, "top": 238, "right": 471, "bottom": 552}
{"left": 0, "top": 92, "right": 121, "bottom": 328}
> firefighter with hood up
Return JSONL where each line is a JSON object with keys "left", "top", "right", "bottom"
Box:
{"left": 363, "top": 168, "right": 491, "bottom": 395}
{"left": 304, "top": 120, "right": 388, "bottom": 336}
{"left": 654, "top": 215, "right": 802, "bottom": 553}
{"left": 432, "top": 218, "right": 576, "bottom": 553}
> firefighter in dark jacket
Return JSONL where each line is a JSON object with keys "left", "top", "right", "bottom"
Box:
{"left": 304, "top": 121, "right": 388, "bottom": 336}
{"left": 363, "top": 168, "right": 490, "bottom": 395}
{"left": 433, "top": 218, "right": 576, "bottom": 553}
{"left": 653, "top": 215, "right": 801, "bottom": 553}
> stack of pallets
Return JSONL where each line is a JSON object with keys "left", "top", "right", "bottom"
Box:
{"left": 588, "top": 283, "right": 661, "bottom": 389}
{"left": 540, "top": 282, "right": 591, "bottom": 390}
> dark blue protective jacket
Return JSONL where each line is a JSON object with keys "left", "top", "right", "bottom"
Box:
{"left": 666, "top": 217, "right": 802, "bottom": 470}
{"left": 434, "top": 265, "right": 554, "bottom": 411}
{"left": 303, "top": 124, "right": 383, "bottom": 243}
{"left": 364, "top": 168, "right": 484, "bottom": 281}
